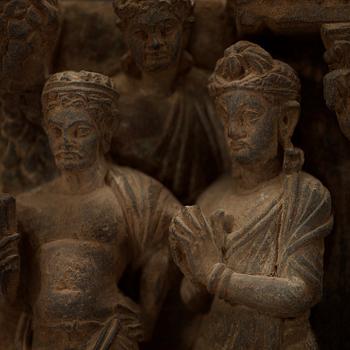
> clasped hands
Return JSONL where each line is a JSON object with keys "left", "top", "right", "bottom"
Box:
{"left": 169, "top": 205, "right": 233, "bottom": 288}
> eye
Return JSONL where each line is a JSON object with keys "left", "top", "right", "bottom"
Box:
{"left": 161, "top": 25, "right": 174, "bottom": 36}
{"left": 50, "top": 126, "right": 62, "bottom": 138}
{"left": 75, "top": 126, "right": 92, "bottom": 138}
{"left": 133, "top": 29, "right": 147, "bottom": 40}
{"left": 244, "top": 110, "right": 260, "bottom": 122}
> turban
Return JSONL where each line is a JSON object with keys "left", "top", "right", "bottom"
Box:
{"left": 209, "top": 41, "right": 300, "bottom": 102}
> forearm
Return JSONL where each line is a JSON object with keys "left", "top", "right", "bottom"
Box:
{"left": 140, "top": 247, "right": 171, "bottom": 340}
{"left": 207, "top": 264, "right": 319, "bottom": 318}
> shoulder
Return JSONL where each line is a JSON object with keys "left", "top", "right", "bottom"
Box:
{"left": 17, "top": 180, "right": 56, "bottom": 208}
{"left": 181, "top": 67, "right": 211, "bottom": 95}
{"left": 294, "top": 171, "right": 332, "bottom": 209}
{"left": 111, "top": 72, "right": 139, "bottom": 95}
{"left": 109, "top": 164, "right": 160, "bottom": 187}
{"left": 108, "top": 165, "right": 180, "bottom": 204}
{"left": 197, "top": 174, "right": 231, "bottom": 210}
{"left": 16, "top": 180, "right": 57, "bottom": 224}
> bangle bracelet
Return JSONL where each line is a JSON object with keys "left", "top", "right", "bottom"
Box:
{"left": 207, "top": 263, "right": 226, "bottom": 294}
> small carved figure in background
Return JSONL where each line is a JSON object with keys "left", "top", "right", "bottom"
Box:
{"left": 0, "top": 71, "right": 180, "bottom": 350}
{"left": 323, "top": 23, "right": 350, "bottom": 141}
{"left": 0, "top": 1, "right": 61, "bottom": 348}
{"left": 170, "top": 41, "right": 333, "bottom": 350}
{"left": 111, "top": 0, "right": 228, "bottom": 204}
{"left": 0, "top": 0, "right": 61, "bottom": 193}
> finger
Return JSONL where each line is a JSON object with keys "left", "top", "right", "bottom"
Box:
{"left": 211, "top": 210, "right": 234, "bottom": 234}
{"left": 223, "top": 214, "right": 234, "bottom": 234}
{"left": 186, "top": 206, "right": 207, "bottom": 231}
{"left": 180, "top": 206, "right": 202, "bottom": 231}
{"left": 210, "top": 210, "right": 225, "bottom": 235}
{"left": 0, "top": 233, "right": 20, "bottom": 249}
{"left": 169, "top": 240, "right": 192, "bottom": 277}
{"left": 171, "top": 217, "right": 197, "bottom": 240}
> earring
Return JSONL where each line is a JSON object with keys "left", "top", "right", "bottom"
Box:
{"left": 283, "top": 146, "right": 304, "bottom": 174}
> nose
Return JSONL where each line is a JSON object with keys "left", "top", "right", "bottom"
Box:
{"left": 228, "top": 119, "right": 246, "bottom": 140}
{"left": 60, "top": 132, "right": 74, "bottom": 150}
{"left": 148, "top": 34, "right": 161, "bottom": 50}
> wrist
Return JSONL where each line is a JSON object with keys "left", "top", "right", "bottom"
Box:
{"left": 207, "top": 263, "right": 226, "bottom": 294}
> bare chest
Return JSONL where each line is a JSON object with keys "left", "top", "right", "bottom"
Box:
{"left": 19, "top": 188, "right": 126, "bottom": 252}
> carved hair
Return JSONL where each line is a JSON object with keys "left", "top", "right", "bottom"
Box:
{"left": 0, "top": 0, "right": 60, "bottom": 58}
{"left": 113, "top": 0, "right": 195, "bottom": 28}
{"left": 208, "top": 41, "right": 300, "bottom": 102}
{"left": 42, "top": 71, "right": 120, "bottom": 153}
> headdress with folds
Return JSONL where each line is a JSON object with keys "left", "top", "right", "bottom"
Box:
{"left": 113, "top": 0, "right": 195, "bottom": 27}
{"left": 208, "top": 41, "right": 301, "bottom": 102}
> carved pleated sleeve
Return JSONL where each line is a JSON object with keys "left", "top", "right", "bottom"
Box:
{"left": 106, "top": 166, "right": 181, "bottom": 338}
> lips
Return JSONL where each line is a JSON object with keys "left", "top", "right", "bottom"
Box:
{"left": 145, "top": 51, "right": 168, "bottom": 60}
{"left": 56, "top": 152, "right": 81, "bottom": 160}
{"left": 229, "top": 140, "right": 247, "bottom": 150}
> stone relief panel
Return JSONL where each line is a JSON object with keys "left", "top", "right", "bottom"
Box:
{"left": 1, "top": 1, "right": 350, "bottom": 349}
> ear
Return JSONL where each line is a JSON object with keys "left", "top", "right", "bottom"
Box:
{"left": 278, "top": 101, "right": 300, "bottom": 149}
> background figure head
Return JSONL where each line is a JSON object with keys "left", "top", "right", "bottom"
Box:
{"left": 209, "top": 41, "right": 303, "bottom": 173}
{"left": 113, "top": 0, "right": 194, "bottom": 73}
{"left": 0, "top": 0, "right": 61, "bottom": 92}
{"left": 42, "top": 71, "right": 119, "bottom": 172}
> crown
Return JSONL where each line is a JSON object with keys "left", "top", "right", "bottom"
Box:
{"left": 42, "top": 71, "right": 119, "bottom": 101}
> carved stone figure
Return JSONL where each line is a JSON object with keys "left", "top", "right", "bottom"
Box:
{"left": 170, "top": 41, "right": 334, "bottom": 349}
{"left": 111, "top": 0, "right": 228, "bottom": 204}
{"left": 0, "top": 0, "right": 61, "bottom": 193}
{"left": 322, "top": 22, "right": 350, "bottom": 140}
{"left": 0, "top": 71, "right": 180, "bottom": 349}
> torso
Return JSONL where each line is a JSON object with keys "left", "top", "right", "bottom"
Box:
{"left": 17, "top": 184, "right": 129, "bottom": 324}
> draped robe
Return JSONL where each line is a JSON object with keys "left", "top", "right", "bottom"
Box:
{"left": 111, "top": 67, "right": 228, "bottom": 204}
{"left": 195, "top": 171, "right": 333, "bottom": 350}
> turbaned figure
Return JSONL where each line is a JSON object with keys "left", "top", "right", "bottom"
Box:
{"left": 170, "top": 41, "right": 334, "bottom": 349}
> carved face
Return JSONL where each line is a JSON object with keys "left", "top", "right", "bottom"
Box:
{"left": 336, "top": 96, "right": 350, "bottom": 141}
{"left": 45, "top": 108, "right": 100, "bottom": 171}
{"left": 124, "top": 8, "right": 184, "bottom": 72}
{"left": 217, "top": 91, "right": 279, "bottom": 165}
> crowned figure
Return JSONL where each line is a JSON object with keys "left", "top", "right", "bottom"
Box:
{"left": 0, "top": 71, "right": 180, "bottom": 349}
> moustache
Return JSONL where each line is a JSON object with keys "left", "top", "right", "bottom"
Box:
{"left": 55, "top": 151, "right": 83, "bottom": 160}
